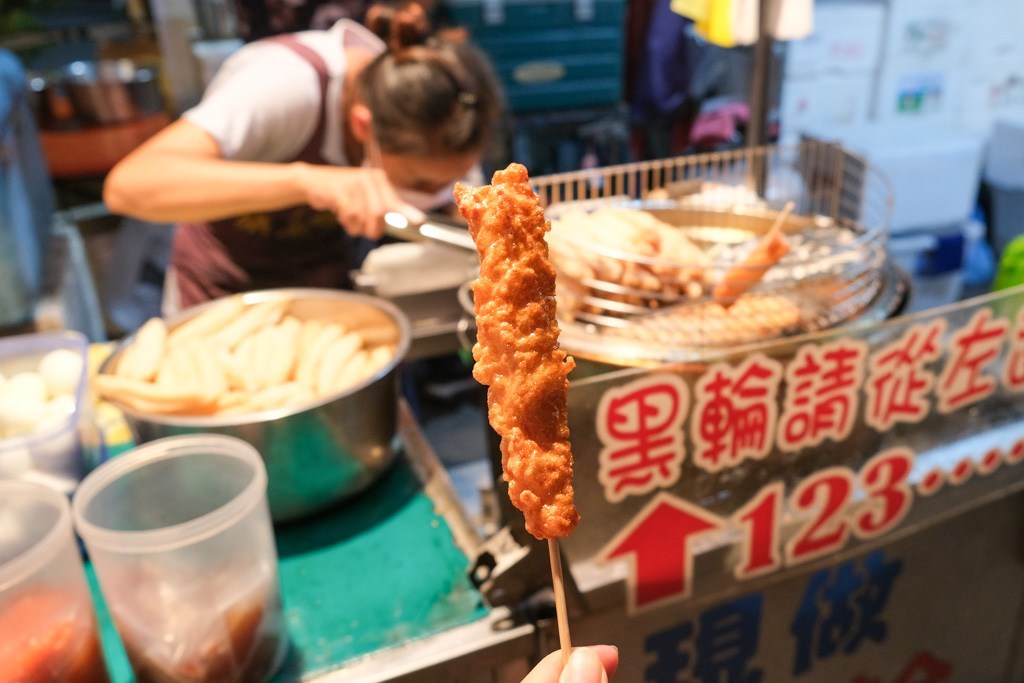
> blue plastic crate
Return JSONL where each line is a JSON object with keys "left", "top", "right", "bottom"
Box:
{"left": 448, "top": 0, "right": 626, "bottom": 113}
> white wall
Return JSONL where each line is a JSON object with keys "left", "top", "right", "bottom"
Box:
{"left": 779, "top": 0, "right": 1024, "bottom": 142}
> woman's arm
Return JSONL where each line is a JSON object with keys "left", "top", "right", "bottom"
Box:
{"left": 103, "top": 119, "right": 399, "bottom": 238}
{"left": 103, "top": 119, "right": 310, "bottom": 222}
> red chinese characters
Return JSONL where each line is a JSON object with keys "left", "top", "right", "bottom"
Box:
{"left": 864, "top": 320, "right": 945, "bottom": 431}
{"left": 851, "top": 651, "right": 952, "bottom": 683}
{"left": 779, "top": 340, "right": 868, "bottom": 452}
{"left": 691, "top": 354, "right": 783, "bottom": 472}
{"left": 1002, "top": 308, "right": 1024, "bottom": 391}
{"left": 597, "top": 375, "right": 688, "bottom": 502}
{"left": 936, "top": 308, "right": 1009, "bottom": 413}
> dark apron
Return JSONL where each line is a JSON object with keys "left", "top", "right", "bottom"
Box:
{"left": 171, "top": 35, "right": 369, "bottom": 309}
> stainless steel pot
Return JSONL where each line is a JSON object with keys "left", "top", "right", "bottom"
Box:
{"left": 98, "top": 289, "right": 411, "bottom": 523}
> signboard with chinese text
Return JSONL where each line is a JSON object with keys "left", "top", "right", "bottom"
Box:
{"left": 565, "top": 285, "right": 1024, "bottom": 565}
{"left": 557, "top": 285, "right": 1024, "bottom": 680}
{"left": 561, "top": 489, "right": 1024, "bottom": 682}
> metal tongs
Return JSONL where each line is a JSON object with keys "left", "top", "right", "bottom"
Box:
{"left": 383, "top": 211, "right": 476, "bottom": 252}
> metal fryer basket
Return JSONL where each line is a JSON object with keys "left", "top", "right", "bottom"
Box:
{"left": 532, "top": 139, "right": 899, "bottom": 356}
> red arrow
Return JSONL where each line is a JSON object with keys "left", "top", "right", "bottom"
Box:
{"left": 601, "top": 493, "right": 723, "bottom": 611}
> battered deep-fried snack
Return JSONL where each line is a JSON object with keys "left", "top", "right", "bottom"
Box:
{"left": 455, "top": 163, "right": 580, "bottom": 539}
{"left": 713, "top": 202, "right": 793, "bottom": 305}
{"left": 712, "top": 230, "right": 789, "bottom": 304}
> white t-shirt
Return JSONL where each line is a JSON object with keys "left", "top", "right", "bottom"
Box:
{"left": 183, "top": 19, "right": 385, "bottom": 166}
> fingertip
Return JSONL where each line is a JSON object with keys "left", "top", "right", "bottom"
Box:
{"left": 591, "top": 645, "right": 619, "bottom": 678}
{"left": 560, "top": 647, "right": 607, "bottom": 683}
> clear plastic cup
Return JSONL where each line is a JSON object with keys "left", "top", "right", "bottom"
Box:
{"left": 72, "top": 434, "right": 288, "bottom": 683}
{"left": 0, "top": 481, "right": 110, "bottom": 682}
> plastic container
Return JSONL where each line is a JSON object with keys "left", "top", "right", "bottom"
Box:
{"left": 72, "top": 435, "right": 288, "bottom": 683}
{"left": 444, "top": 0, "right": 626, "bottom": 113}
{"left": 804, "top": 121, "right": 985, "bottom": 233}
{"left": 989, "top": 185, "right": 1024, "bottom": 259}
{"left": 0, "top": 481, "right": 110, "bottom": 681}
{"left": 889, "top": 223, "right": 971, "bottom": 313}
{"left": 0, "top": 331, "right": 89, "bottom": 494}
{"left": 984, "top": 113, "right": 1024, "bottom": 258}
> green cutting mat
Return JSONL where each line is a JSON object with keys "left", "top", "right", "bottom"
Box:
{"left": 90, "top": 454, "right": 488, "bottom": 681}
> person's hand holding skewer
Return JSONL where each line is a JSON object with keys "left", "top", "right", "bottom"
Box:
{"left": 522, "top": 645, "right": 619, "bottom": 683}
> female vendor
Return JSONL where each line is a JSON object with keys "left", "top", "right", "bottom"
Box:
{"left": 106, "top": 8, "right": 619, "bottom": 679}
{"left": 103, "top": 2, "right": 501, "bottom": 311}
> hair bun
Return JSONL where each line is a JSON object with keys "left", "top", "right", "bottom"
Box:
{"left": 365, "top": 1, "right": 431, "bottom": 52}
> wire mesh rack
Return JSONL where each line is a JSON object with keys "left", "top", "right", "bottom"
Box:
{"left": 529, "top": 139, "right": 903, "bottom": 364}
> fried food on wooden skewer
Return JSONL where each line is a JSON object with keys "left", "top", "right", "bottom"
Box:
{"left": 455, "top": 163, "right": 580, "bottom": 540}
{"left": 713, "top": 200, "right": 794, "bottom": 305}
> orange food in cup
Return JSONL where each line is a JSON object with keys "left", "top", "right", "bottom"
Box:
{"left": 0, "top": 586, "right": 109, "bottom": 683}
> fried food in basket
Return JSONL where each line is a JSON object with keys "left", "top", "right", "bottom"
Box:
{"left": 455, "top": 163, "right": 580, "bottom": 539}
{"left": 610, "top": 294, "right": 803, "bottom": 347}
{"left": 549, "top": 207, "right": 710, "bottom": 302}
{"left": 713, "top": 201, "right": 793, "bottom": 305}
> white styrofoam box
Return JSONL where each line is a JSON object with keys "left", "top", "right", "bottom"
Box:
{"left": 873, "top": 64, "right": 961, "bottom": 124}
{"left": 784, "top": 0, "right": 886, "bottom": 78}
{"left": 983, "top": 114, "right": 1024, "bottom": 189}
{"left": 882, "top": 0, "right": 970, "bottom": 70}
{"left": 961, "top": 1, "right": 1024, "bottom": 69}
{"left": 804, "top": 121, "right": 986, "bottom": 233}
{"left": 956, "top": 64, "right": 1024, "bottom": 137}
{"left": 889, "top": 224, "right": 968, "bottom": 313}
{"left": 778, "top": 74, "right": 875, "bottom": 144}
{"left": 959, "top": 107, "right": 1024, "bottom": 139}
{"left": 960, "top": 57, "right": 1024, "bottom": 111}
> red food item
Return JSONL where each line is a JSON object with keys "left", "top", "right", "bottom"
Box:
{"left": 0, "top": 586, "right": 109, "bottom": 683}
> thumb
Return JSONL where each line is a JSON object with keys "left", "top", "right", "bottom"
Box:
{"left": 559, "top": 648, "right": 609, "bottom": 683}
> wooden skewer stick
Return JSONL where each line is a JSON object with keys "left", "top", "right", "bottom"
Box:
{"left": 764, "top": 200, "right": 795, "bottom": 242}
{"left": 548, "top": 538, "right": 572, "bottom": 666}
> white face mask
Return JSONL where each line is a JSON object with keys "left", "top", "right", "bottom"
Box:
{"left": 395, "top": 184, "right": 457, "bottom": 211}
{"left": 363, "top": 133, "right": 455, "bottom": 211}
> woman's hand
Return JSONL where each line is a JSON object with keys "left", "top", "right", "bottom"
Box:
{"left": 296, "top": 163, "right": 420, "bottom": 239}
{"left": 522, "top": 646, "right": 619, "bottom": 683}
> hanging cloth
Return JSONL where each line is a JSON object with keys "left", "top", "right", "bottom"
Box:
{"left": 671, "top": 0, "right": 812, "bottom": 47}
{"left": 671, "top": 0, "right": 738, "bottom": 47}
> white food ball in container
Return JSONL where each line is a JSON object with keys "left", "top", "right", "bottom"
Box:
{"left": 47, "top": 394, "right": 77, "bottom": 418}
{"left": 38, "top": 348, "right": 84, "bottom": 398}
{"left": 35, "top": 395, "right": 78, "bottom": 434}
{"left": 5, "top": 372, "right": 49, "bottom": 404}
{"left": 0, "top": 333, "right": 89, "bottom": 496}
{"left": 0, "top": 393, "right": 48, "bottom": 437}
